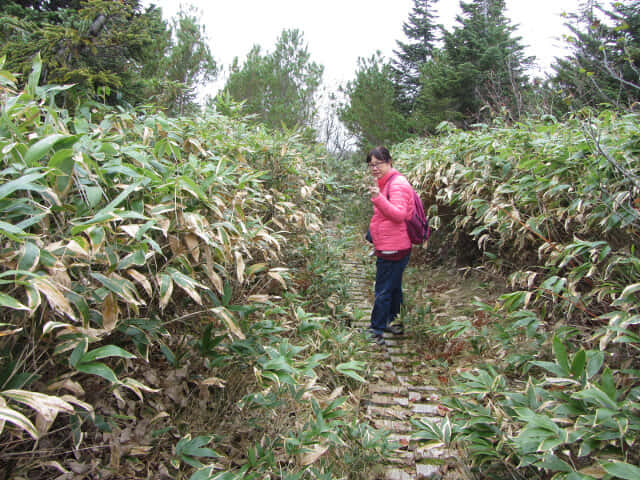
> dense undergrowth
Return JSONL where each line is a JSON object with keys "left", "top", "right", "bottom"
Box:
{"left": 0, "top": 59, "right": 392, "bottom": 479}
{"left": 397, "top": 114, "right": 640, "bottom": 479}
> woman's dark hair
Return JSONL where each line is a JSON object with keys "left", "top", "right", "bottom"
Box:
{"left": 366, "top": 146, "right": 392, "bottom": 164}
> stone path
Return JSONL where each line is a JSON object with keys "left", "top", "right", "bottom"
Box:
{"left": 342, "top": 254, "right": 465, "bottom": 480}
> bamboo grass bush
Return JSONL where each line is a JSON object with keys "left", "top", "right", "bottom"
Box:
{"left": 0, "top": 58, "right": 379, "bottom": 478}
{"left": 399, "top": 113, "right": 640, "bottom": 479}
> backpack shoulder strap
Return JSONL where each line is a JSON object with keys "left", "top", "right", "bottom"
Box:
{"left": 385, "top": 172, "right": 400, "bottom": 200}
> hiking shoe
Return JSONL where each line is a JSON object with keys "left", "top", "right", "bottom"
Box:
{"left": 366, "top": 329, "right": 386, "bottom": 345}
{"left": 384, "top": 323, "right": 404, "bottom": 335}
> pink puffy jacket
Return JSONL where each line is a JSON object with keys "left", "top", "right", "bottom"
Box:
{"left": 369, "top": 168, "right": 415, "bottom": 251}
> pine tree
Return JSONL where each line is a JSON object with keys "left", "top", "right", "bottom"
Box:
{"left": 439, "top": 0, "right": 532, "bottom": 123}
{"left": 392, "top": 0, "right": 440, "bottom": 109}
{"left": 552, "top": 0, "right": 640, "bottom": 111}
{"left": 412, "top": 50, "right": 465, "bottom": 134}
{"left": 222, "top": 29, "right": 323, "bottom": 131}
{"left": 0, "top": 0, "right": 172, "bottom": 107}
{"left": 163, "top": 6, "right": 217, "bottom": 116}
{"left": 339, "top": 52, "right": 409, "bottom": 150}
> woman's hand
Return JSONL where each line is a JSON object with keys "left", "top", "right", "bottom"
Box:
{"left": 369, "top": 184, "right": 380, "bottom": 197}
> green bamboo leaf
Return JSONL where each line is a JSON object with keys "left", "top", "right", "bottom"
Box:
{"left": 188, "top": 467, "right": 214, "bottom": 480}
{"left": 69, "top": 338, "right": 88, "bottom": 368}
{"left": 570, "top": 350, "right": 586, "bottom": 378}
{"left": 70, "top": 212, "right": 119, "bottom": 234}
{"left": 25, "top": 285, "right": 41, "bottom": 313}
{"left": 79, "top": 345, "right": 135, "bottom": 364}
{"left": 0, "top": 220, "right": 28, "bottom": 240}
{"left": 0, "top": 406, "right": 39, "bottom": 439}
{"left": 602, "top": 461, "right": 640, "bottom": 480}
{"left": 572, "top": 387, "right": 618, "bottom": 409}
{"left": 0, "top": 172, "right": 48, "bottom": 200}
{"left": 24, "top": 134, "right": 67, "bottom": 165}
{"left": 94, "top": 180, "right": 143, "bottom": 217}
{"left": 586, "top": 351, "right": 604, "bottom": 379}
{"left": 88, "top": 226, "right": 106, "bottom": 251}
{"left": 27, "top": 52, "right": 42, "bottom": 96}
{"left": 176, "top": 435, "right": 220, "bottom": 458}
{"left": 168, "top": 268, "right": 204, "bottom": 305}
{"left": 90, "top": 273, "right": 141, "bottom": 306}
{"left": 18, "top": 242, "right": 40, "bottom": 272}
{"left": 530, "top": 361, "right": 571, "bottom": 377}
{"left": 116, "top": 250, "right": 146, "bottom": 270}
{"left": 553, "top": 336, "right": 570, "bottom": 376}
{"left": 75, "top": 362, "right": 119, "bottom": 384}
{"left": 535, "top": 454, "right": 573, "bottom": 472}
{"left": 157, "top": 273, "right": 173, "bottom": 309}
{"left": 600, "top": 367, "right": 616, "bottom": 400}
{"left": 336, "top": 362, "right": 367, "bottom": 383}
{"left": 0, "top": 292, "right": 29, "bottom": 311}
{"left": 48, "top": 148, "right": 74, "bottom": 193}
{"left": 178, "top": 176, "right": 206, "bottom": 200}
{"left": 615, "top": 283, "right": 640, "bottom": 304}
{"left": 82, "top": 185, "right": 103, "bottom": 208}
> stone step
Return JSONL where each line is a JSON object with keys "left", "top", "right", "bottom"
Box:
{"left": 388, "top": 433, "right": 413, "bottom": 448}
{"left": 387, "top": 347, "right": 414, "bottom": 355}
{"left": 370, "top": 393, "right": 409, "bottom": 407}
{"left": 384, "top": 453, "right": 416, "bottom": 467}
{"left": 416, "top": 463, "right": 442, "bottom": 479}
{"left": 416, "top": 444, "right": 456, "bottom": 461}
{"left": 411, "top": 403, "right": 441, "bottom": 416}
{"left": 384, "top": 467, "right": 414, "bottom": 480}
{"left": 337, "top": 232, "right": 463, "bottom": 480}
{"left": 408, "top": 385, "right": 438, "bottom": 393}
{"left": 369, "top": 383, "right": 409, "bottom": 396}
{"left": 367, "top": 404, "right": 412, "bottom": 420}
{"left": 373, "top": 418, "right": 413, "bottom": 433}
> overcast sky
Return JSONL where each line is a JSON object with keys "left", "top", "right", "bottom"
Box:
{"left": 146, "top": 0, "right": 584, "bottom": 91}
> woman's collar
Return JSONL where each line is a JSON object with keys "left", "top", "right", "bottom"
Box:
{"left": 377, "top": 168, "right": 398, "bottom": 187}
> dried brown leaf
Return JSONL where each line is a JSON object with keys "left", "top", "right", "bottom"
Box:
{"left": 157, "top": 216, "right": 170, "bottom": 238}
{"left": 235, "top": 251, "right": 245, "bottom": 284}
{"left": 168, "top": 234, "right": 183, "bottom": 257}
{"left": 127, "top": 269, "right": 152, "bottom": 297}
{"left": 47, "top": 378, "right": 85, "bottom": 397}
{"left": 298, "top": 444, "right": 328, "bottom": 466}
{"left": 201, "top": 376, "right": 226, "bottom": 388}
{"left": 267, "top": 270, "right": 287, "bottom": 290}
{"left": 33, "top": 278, "right": 77, "bottom": 321}
{"left": 184, "top": 233, "right": 200, "bottom": 262}
{"left": 210, "top": 307, "right": 245, "bottom": 340}
{"left": 64, "top": 240, "right": 89, "bottom": 258}
{"left": 204, "top": 247, "right": 224, "bottom": 294}
{"left": 120, "top": 224, "right": 141, "bottom": 239}
{"left": 102, "top": 293, "right": 119, "bottom": 331}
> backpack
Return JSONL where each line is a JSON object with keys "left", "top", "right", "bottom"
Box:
{"left": 387, "top": 173, "right": 431, "bottom": 245}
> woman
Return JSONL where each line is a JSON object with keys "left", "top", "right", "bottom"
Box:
{"left": 366, "top": 146, "right": 414, "bottom": 345}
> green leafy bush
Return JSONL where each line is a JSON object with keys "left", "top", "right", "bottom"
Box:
{"left": 0, "top": 59, "right": 372, "bottom": 478}
{"left": 399, "top": 112, "right": 640, "bottom": 479}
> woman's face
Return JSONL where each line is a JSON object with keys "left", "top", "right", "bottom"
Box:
{"left": 368, "top": 158, "right": 391, "bottom": 180}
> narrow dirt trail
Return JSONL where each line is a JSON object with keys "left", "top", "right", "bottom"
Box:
{"left": 341, "top": 238, "right": 499, "bottom": 480}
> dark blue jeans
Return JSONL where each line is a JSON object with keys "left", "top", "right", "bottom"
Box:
{"left": 370, "top": 254, "right": 410, "bottom": 335}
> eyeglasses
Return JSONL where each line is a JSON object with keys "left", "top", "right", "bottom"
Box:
{"left": 368, "top": 161, "right": 387, "bottom": 169}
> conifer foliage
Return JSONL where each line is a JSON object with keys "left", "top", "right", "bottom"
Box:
{"left": 222, "top": 29, "right": 323, "bottom": 132}
{"left": 341, "top": 0, "right": 533, "bottom": 144}
{"left": 552, "top": 0, "right": 640, "bottom": 110}
{"left": 338, "top": 53, "right": 409, "bottom": 150}
{"left": 392, "top": 0, "right": 440, "bottom": 110}
{"left": 440, "top": 0, "right": 532, "bottom": 122}
{"left": 0, "top": 0, "right": 216, "bottom": 113}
